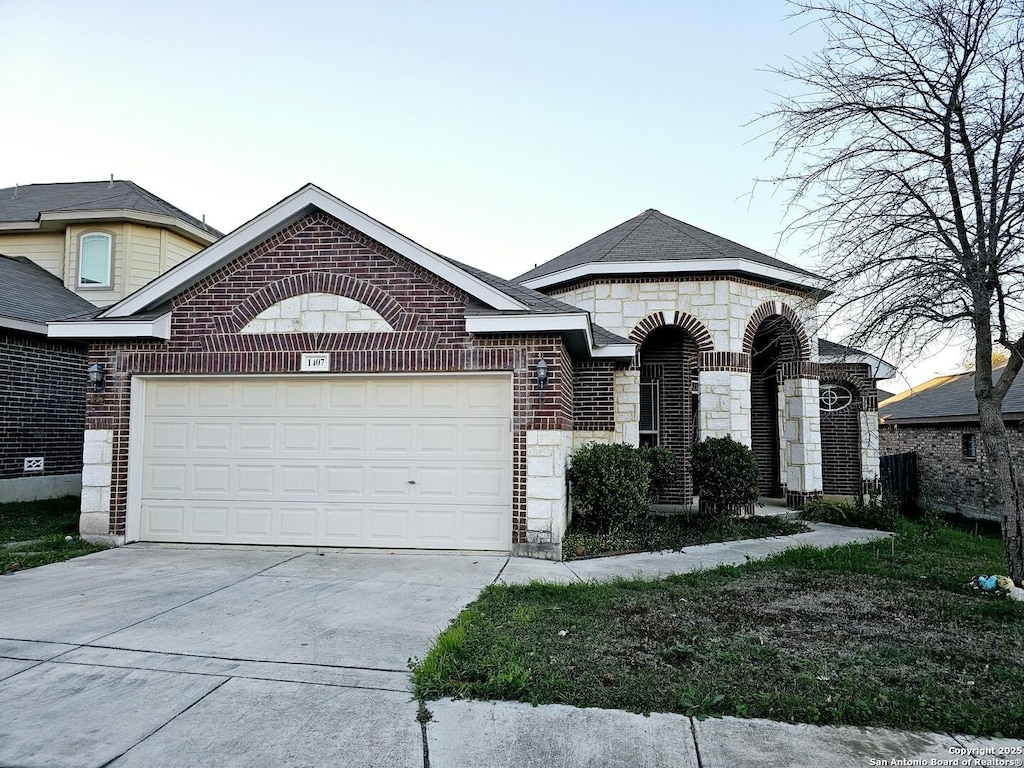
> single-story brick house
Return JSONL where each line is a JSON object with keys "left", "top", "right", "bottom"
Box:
{"left": 879, "top": 369, "right": 1023, "bottom": 520}
{"left": 50, "top": 185, "right": 893, "bottom": 558}
{"left": 0, "top": 255, "right": 97, "bottom": 501}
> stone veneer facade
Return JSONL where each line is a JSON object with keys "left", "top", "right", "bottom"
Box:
{"left": 549, "top": 276, "right": 826, "bottom": 505}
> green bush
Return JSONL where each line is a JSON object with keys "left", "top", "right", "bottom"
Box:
{"left": 691, "top": 436, "right": 759, "bottom": 518}
{"left": 568, "top": 443, "right": 651, "bottom": 534}
{"left": 802, "top": 493, "right": 898, "bottom": 531}
{"left": 640, "top": 445, "right": 681, "bottom": 500}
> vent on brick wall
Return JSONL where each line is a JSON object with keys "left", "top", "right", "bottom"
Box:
{"left": 24, "top": 457, "right": 44, "bottom": 473}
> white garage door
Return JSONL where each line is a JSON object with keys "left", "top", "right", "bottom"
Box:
{"left": 136, "top": 375, "right": 512, "bottom": 549}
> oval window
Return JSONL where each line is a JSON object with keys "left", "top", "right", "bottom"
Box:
{"left": 820, "top": 384, "right": 853, "bottom": 412}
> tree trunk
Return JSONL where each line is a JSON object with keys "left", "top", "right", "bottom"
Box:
{"left": 978, "top": 396, "right": 1024, "bottom": 583}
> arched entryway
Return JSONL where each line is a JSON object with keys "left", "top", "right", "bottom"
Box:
{"left": 748, "top": 314, "right": 805, "bottom": 498}
{"left": 820, "top": 381, "right": 862, "bottom": 495}
{"left": 638, "top": 325, "right": 699, "bottom": 504}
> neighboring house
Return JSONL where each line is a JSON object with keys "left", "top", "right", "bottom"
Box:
{"left": 0, "top": 180, "right": 221, "bottom": 307}
{"left": 0, "top": 255, "right": 98, "bottom": 501}
{"left": 50, "top": 185, "right": 892, "bottom": 559}
{"left": 879, "top": 369, "right": 1024, "bottom": 520}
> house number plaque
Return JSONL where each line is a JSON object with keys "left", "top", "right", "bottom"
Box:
{"left": 300, "top": 353, "right": 331, "bottom": 372}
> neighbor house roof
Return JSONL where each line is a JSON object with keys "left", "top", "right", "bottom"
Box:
{"left": 0, "top": 254, "right": 98, "bottom": 334}
{"left": 818, "top": 339, "right": 897, "bottom": 380}
{"left": 0, "top": 180, "right": 222, "bottom": 242}
{"left": 879, "top": 367, "right": 1024, "bottom": 424}
{"left": 517, "top": 208, "right": 827, "bottom": 293}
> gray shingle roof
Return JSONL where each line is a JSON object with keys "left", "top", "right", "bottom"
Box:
{"left": 879, "top": 368, "right": 1024, "bottom": 422}
{"left": 0, "top": 254, "right": 98, "bottom": 327}
{"left": 439, "top": 254, "right": 631, "bottom": 346}
{"left": 516, "top": 209, "right": 821, "bottom": 284}
{"left": 0, "top": 180, "right": 222, "bottom": 238}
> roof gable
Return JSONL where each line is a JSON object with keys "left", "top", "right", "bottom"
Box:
{"left": 517, "top": 208, "right": 826, "bottom": 292}
{"left": 99, "top": 184, "right": 529, "bottom": 319}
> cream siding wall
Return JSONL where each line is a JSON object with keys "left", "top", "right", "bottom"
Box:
{"left": 126, "top": 224, "right": 163, "bottom": 293}
{"left": 164, "top": 231, "right": 203, "bottom": 269}
{"left": 0, "top": 232, "right": 64, "bottom": 276}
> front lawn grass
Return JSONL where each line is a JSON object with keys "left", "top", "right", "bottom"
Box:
{"left": 412, "top": 519, "right": 1024, "bottom": 738}
{"left": 0, "top": 496, "right": 106, "bottom": 574}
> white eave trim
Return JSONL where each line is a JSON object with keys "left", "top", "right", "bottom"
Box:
{"left": 821, "top": 351, "right": 898, "bottom": 380}
{"left": 37, "top": 210, "right": 219, "bottom": 245}
{"left": 0, "top": 315, "right": 47, "bottom": 334}
{"left": 48, "top": 312, "right": 171, "bottom": 340}
{"left": 101, "top": 185, "right": 527, "bottom": 318}
{"left": 520, "top": 259, "right": 829, "bottom": 292}
{"left": 465, "top": 312, "right": 636, "bottom": 360}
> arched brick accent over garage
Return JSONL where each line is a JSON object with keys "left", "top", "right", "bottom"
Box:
{"left": 629, "top": 311, "right": 714, "bottom": 353}
{"left": 741, "top": 301, "right": 811, "bottom": 361}
{"left": 217, "top": 272, "right": 414, "bottom": 334}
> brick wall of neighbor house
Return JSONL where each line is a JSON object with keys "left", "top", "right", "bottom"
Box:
{"left": 84, "top": 212, "right": 573, "bottom": 553}
{"left": 0, "top": 331, "right": 87, "bottom": 486}
{"left": 879, "top": 425, "right": 1024, "bottom": 520}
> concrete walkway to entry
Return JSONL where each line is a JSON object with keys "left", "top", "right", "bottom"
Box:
{"left": 0, "top": 523, "right": 1018, "bottom": 767}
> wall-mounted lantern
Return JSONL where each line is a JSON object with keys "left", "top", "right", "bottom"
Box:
{"left": 536, "top": 358, "right": 549, "bottom": 389}
{"left": 88, "top": 362, "right": 105, "bottom": 391}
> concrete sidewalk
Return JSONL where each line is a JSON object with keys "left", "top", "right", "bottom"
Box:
{"left": 0, "top": 523, "right": 1019, "bottom": 767}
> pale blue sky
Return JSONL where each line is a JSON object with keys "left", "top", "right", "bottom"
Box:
{"left": 0, "top": 0, "right": 959, "bottom": 387}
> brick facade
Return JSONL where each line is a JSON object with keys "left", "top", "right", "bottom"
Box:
{"left": 0, "top": 330, "right": 87, "bottom": 484}
{"left": 572, "top": 361, "right": 616, "bottom": 431}
{"left": 85, "top": 213, "right": 574, "bottom": 546}
{"left": 819, "top": 363, "right": 875, "bottom": 495}
{"left": 879, "top": 424, "right": 1022, "bottom": 520}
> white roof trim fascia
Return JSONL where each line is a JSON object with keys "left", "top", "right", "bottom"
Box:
{"left": 0, "top": 221, "right": 41, "bottom": 231}
{"left": 521, "top": 259, "right": 829, "bottom": 292}
{"left": 38, "top": 210, "right": 219, "bottom": 244}
{"left": 821, "top": 351, "right": 898, "bottom": 380}
{"left": 101, "top": 185, "right": 526, "bottom": 319}
{"left": 0, "top": 315, "right": 47, "bottom": 334}
{"left": 465, "top": 312, "right": 636, "bottom": 360}
{"left": 48, "top": 312, "right": 171, "bottom": 340}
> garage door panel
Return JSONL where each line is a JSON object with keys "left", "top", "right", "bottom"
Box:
{"left": 416, "top": 467, "right": 459, "bottom": 499}
{"left": 462, "top": 467, "right": 511, "bottom": 502}
{"left": 145, "top": 463, "right": 187, "bottom": 495}
{"left": 325, "top": 466, "right": 364, "bottom": 496}
{"left": 139, "top": 376, "right": 512, "bottom": 550}
{"left": 370, "top": 467, "right": 413, "bottom": 496}
{"left": 238, "top": 423, "right": 276, "bottom": 452}
{"left": 282, "top": 423, "right": 321, "bottom": 452}
{"left": 193, "top": 465, "right": 230, "bottom": 493}
{"left": 236, "top": 466, "right": 275, "bottom": 495}
{"left": 147, "top": 421, "right": 189, "bottom": 452}
{"left": 281, "top": 465, "right": 320, "bottom": 495}
{"left": 464, "top": 423, "right": 510, "bottom": 458}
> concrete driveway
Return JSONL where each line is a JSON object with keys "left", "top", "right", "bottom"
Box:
{"left": 0, "top": 544, "right": 508, "bottom": 768}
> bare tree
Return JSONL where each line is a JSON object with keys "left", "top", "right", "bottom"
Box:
{"left": 762, "top": 0, "right": 1024, "bottom": 579}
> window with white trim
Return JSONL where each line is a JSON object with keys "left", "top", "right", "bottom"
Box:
{"left": 819, "top": 383, "right": 854, "bottom": 412}
{"left": 79, "top": 232, "right": 112, "bottom": 288}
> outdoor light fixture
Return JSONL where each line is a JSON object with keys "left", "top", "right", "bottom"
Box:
{"left": 88, "top": 362, "right": 105, "bottom": 390}
{"left": 536, "top": 358, "right": 549, "bottom": 389}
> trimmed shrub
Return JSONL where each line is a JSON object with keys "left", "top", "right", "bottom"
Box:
{"left": 640, "top": 445, "right": 681, "bottom": 501}
{"left": 802, "top": 493, "right": 898, "bottom": 531}
{"left": 692, "top": 436, "right": 759, "bottom": 518}
{"left": 568, "top": 443, "right": 651, "bottom": 534}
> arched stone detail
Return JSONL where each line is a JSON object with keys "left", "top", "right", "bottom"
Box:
{"left": 628, "top": 311, "right": 713, "bottom": 353}
{"left": 240, "top": 293, "right": 394, "bottom": 334}
{"left": 742, "top": 301, "right": 811, "bottom": 361}
{"left": 217, "top": 272, "right": 413, "bottom": 333}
